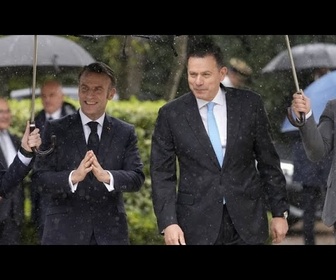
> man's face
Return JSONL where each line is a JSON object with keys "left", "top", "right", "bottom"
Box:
{"left": 187, "top": 55, "right": 226, "bottom": 101}
{"left": 41, "top": 83, "right": 64, "bottom": 114}
{"left": 0, "top": 99, "right": 11, "bottom": 130}
{"left": 78, "top": 72, "right": 116, "bottom": 120}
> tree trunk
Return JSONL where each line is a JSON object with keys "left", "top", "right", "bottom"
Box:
{"left": 164, "top": 35, "right": 188, "bottom": 101}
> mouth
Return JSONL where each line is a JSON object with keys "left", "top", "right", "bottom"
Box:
{"left": 85, "top": 101, "right": 97, "bottom": 105}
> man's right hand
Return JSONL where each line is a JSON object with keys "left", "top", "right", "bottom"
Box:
{"left": 71, "top": 150, "right": 94, "bottom": 184}
{"left": 163, "top": 224, "right": 186, "bottom": 245}
{"left": 21, "top": 121, "right": 41, "bottom": 152}
{"left": 291, "top": 91, "right": 311, "bottom": 118}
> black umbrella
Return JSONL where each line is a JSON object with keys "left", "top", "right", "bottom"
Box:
{"left": 262, "top": 42, "right": 336, "bottom": 73}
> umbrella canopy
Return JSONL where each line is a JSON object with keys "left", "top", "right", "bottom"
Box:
{"left": 0, "top": 35, "right": 95, "bottom": 74}
{"left": 281, "top": 70, "right": 336, "bottom": 132}
{"left": 262, "top": 43, "right": 336, "bottom": 73}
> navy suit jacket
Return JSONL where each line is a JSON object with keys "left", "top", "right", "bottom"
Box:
{"left": 0, "top": 155, "right": 32, "bottom": 200}
{"left": 34, "top": 101, "right": 77, "bottom": 135}
{"left": 299, "top": 100, "right": 336, "bottom": 226}
{"left": 150, "top": 85, "right": 289, "bottom": 245}
{"left": 32, "top": 111, "right": 145, "bottom": 245}
{"left": 0, "top": 133, "right": 25, "bottom": 223}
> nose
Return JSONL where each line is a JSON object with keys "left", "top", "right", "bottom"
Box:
{"left": 195, "top": 75, "right": 204, "bottom": 85}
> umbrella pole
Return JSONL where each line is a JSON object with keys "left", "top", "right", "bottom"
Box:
{"left": 285, "top": 35, "right": 306, "bottom": 127}
{"left": 30, "top": 35, "right": 56, "bottom": 156}
{"left": 29, "top": 36, "right": 37, "bottom": 125}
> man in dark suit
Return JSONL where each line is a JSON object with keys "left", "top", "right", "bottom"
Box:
{"left": 30, "top": 79, "right": 77, "bottom": 242}
{"left": 0, "top": 108, "right": 42, "bottom": 244}
{"left": 0, "top": 98, "right": 29, "bottom": 244}
{"left": 32, "top": 62, "right": 145, "bottom": 245}
{"left": 150, "top": 40, "right": 289, "bottom": 245}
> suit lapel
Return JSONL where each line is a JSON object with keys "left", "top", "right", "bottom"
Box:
{"left": 0, "top": 149, "right": 6, "bottom": 168}
{"left": 184, "top": 93, "right": 221, "bottom": 168}
{"left": 97, "top": 116, "right": 113, "bottom": 160}
{"left": 184, "top": 88, "right": 243, "bottom": 169}
{"left": 69, "top": 114, "right": 88, "bottom": 158}
{"left": 223, "top": 89, "right": 242, "bottom": 168}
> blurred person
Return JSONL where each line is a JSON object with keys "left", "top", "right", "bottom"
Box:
{"left": 150, "top": 41, "right": 289, "bottom": 245}
{"left": 30, "top": 79, "right": 77, "bottom": 242}
{"left": 0, "top": 97, "right": 25, "bottom": 244}
{"left": 289, "top": 68, "right": 332, "bottom": 245}
{"left": 31, "top": 62, "right": 145, "bottom": 245}
{"left": 291, "top": 134, "right": 332, "bottom": 244}
{"left": 291, "top": 70, "right": 336, "bottom": 240}
{"left": 222, "top": 57, "right": 253, "bottom": 89}
{"left": 0, "top": 99, "right": 42, "bottom": 244}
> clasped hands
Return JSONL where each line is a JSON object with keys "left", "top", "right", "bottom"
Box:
{"left": 71, "top": 150, "right": 110, "bottom": 184}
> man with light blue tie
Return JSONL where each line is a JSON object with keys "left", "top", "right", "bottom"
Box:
{"left": 150, "top": 39, "right": 289, "bottom": 245}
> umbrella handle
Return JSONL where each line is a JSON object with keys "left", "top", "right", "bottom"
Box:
{"left": 285, "top": 35, "right": 306, "bottom": 127}
{"left": 287, "top": 106, "right": 306, "bottom": 127}
{"left": 29, "top": 121, "right": 56, "bottom": 156}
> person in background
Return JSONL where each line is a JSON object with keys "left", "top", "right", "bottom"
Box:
{"left": 222, "top": 57, "right": 253, "bottom": 89}
{"left": 291, "top": 87, "right": 336, "bottom": 239}
{"left": 150, "top": 40, "right": 289, "bottom": 245}
{"left": 290, "top": 67, "right": 333, "bottom": 245}
{"left": 31, "top": 62, "right": 145, "bottom": 245}
{"left": 0, "top": 97, "right": 25, "bottom": 244}
{"left": 0, "top": 99, "right": 41, "bottom": 244}
{"left": 30, "top": 79, "right": 77, "bottom": 242}
{"left": 292, "top": 134, "right": 332, "bottom": 244}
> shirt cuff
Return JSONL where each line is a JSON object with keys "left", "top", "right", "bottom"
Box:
{"left": 17, "top": 152, "right": 33, "bottom": 166}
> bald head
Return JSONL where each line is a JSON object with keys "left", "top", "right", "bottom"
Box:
{"left": 40, "top": 80, "right": 65, "bottom": 114}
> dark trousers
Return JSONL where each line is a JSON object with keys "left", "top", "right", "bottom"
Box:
{"left": 0, "top": 219, "right": 21, "bottom": 245}
{"left": 90, "top": 231, "right": 98, "bottom": 245}
{"left": 302, "top": 184, "right": 324, "bottom": 245}
{"left": 214, "top": 205, "right": 248, "bottom": 245}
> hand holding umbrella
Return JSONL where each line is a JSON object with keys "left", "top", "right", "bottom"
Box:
{"left": 29, "top": 35, "right": 55, "bottom": 156}
{"left": 285, "top": 35, "right": 306, "bottom": 127}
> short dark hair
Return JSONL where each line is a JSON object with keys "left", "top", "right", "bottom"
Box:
{"left": 187, "top": 41, "right": 224, "bottom": 68}
{"left": 78, "top": 61, "right": 117, "bottom": 87}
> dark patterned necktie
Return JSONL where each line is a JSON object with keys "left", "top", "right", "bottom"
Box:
{"left": 87, "top": 121, "right": 99, "bottom": 154}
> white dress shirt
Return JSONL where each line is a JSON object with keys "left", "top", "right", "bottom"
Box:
{"left": 197, "top": 88, "right": 227, "bottom": 159}
{"left": 68, "top": 109, "right": 114, "bottom": 193}
{"left": 0, "top": 130, "right": 17, "bottom": 167}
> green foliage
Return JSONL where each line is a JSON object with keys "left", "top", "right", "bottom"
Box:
{"left": 105, "top": 97, "right": 166, "bottom": 244}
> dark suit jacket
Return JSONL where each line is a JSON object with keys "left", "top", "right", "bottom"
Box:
{"left": 290, "top": 131, "right": 332, "bottom": 188}
{"left": 30, "top": 101, "right": 77, "bottom": 227}
{"left": 0, "top": 155, "right": 32, "bottom": 199}
{"left": 32, "top": 111, "right": 145, "bottom": 245}
{"left": 34, "top": 101, "right": 77, "bottom": 134}
{"left": 299, "top": 99, "right": 336, "bottom": 227}
{"left": 150, "top": 85, "right": 289, "bottom": 245}
{"left": 0, "top": 133, "right": 24, "bottom": 224}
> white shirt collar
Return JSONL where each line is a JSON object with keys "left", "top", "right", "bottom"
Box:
{"left": 46, "top": 108, "right": 62, "bottom": 120}
{"left": 79, "top": 109, "right": 105, "bottom": 127}
{"left": 196, "top": 87, "right": 225, "bottom": 110}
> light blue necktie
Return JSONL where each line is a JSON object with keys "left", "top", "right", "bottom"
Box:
{"left": 207, "top": 102, "right": 223, "bottom": 167}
